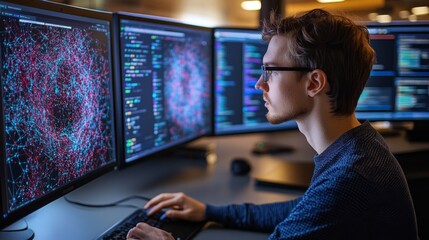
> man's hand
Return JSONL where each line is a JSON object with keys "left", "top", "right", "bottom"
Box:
{"left": 145, "top": 192, "right": 206, "bottom": 221}
{"left": 126, "top": 222, "right": 174, "bottom": 240}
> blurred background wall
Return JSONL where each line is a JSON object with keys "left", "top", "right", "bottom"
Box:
{"left": 49, "top": 0, "right": 429, "bottom": 28}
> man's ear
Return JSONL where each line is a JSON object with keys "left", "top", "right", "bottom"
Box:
{"left": 306, "top": 69, "right": 327, "bottom": 97}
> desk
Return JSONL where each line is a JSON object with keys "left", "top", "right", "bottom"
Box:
{"left": 22, "top": 130, "right": 429, "bottom": 240}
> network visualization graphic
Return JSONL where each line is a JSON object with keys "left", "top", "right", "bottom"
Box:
{"left": 1, "top": 18, "right": 115, "bottom": 211}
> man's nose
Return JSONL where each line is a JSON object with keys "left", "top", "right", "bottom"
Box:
{"left": 255, "top": 75, "right": 266, "bottom": 91}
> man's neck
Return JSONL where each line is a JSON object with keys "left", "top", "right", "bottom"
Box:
{"left": 296, "top": 114, "right": 361, "bottom": 154}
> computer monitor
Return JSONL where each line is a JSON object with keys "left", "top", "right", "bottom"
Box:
{"left": 115, "top": 12, "right": 213, "bottom": 165}
{"left": 0, "top": 0, "right": 117, "bottom": 237}
{"left": 213, "top": 28, "right": 297, "bottom": 136}
{"left": 357, "top": 22, "right": 429, "bottom": 121}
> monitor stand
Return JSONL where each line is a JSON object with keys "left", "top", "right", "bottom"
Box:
{"left": 0, "top": 229, "right": 34, "bottom": 240}
{"left": 165, "top": 144, "right": 216, "bottom": 164}
{"left": 173, "top": 145, "right": 209, "bottom": 159}
{"left": 251, "top": 141, "right": 295, "bottom": 155}
{"left": 253, "top": 159, "right": 314, "bottom": 189}
{"left": 406, "top": 121, "right": 429, "bottom": 142}
{"left": 1, "top": 220, "right": 34, "bottom": 240}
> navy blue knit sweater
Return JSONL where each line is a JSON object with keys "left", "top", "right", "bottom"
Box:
{"left": 205, "top": 122, "right": 419, "bottom": 239}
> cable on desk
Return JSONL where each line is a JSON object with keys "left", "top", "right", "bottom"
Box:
{"left": 64, "top": 195, "right": 152, "bottom": 209}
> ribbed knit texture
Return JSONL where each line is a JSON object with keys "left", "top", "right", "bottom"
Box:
{"left": 205, "top": 121, "right": 419, "bottom": 239}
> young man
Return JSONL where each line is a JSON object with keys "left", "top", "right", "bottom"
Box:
{"left": 127, "top": 9, "right": 419, "bottom": 240}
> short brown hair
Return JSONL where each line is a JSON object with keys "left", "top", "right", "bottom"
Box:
{"left": 262, "top": 9, "right": 375, "bottom": 116}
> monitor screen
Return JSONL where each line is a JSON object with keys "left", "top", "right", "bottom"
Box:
{"left": 116, "top": 12, "right": 212, "bottom": 164}
{"left": 356, "top": 22, "right": 429, "bottom": 121}
{"left": 213, "top": 28, "right": 297, "bottom": 135}
{"left": 0, "top": 0, "right": 117, "bottom": 228}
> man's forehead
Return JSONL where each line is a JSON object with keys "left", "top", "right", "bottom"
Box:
{"left": 263, "top": 35, "right": 290, "bottom": 64}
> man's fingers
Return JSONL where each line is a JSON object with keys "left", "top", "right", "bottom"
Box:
{"left": 144, "top": 193, "right": 175, "bottom": 209}
{"left": 147, "top": 197, "right": 182, "bottom": 216}
{"left": 166, "top": 209, "right": 188, "bottom": 220}
{"left": 126, "top": 225, "right": 145, "bottom": 239}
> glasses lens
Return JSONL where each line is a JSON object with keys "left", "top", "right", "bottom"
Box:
{"left": 264, "top": 70, "right": 269, "bottom": 83}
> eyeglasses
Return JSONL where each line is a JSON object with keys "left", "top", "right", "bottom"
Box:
{"left": 261, "top": 65, "right": 313, "bottom": 83}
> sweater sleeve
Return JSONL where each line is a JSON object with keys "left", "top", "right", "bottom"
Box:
{"left": 205, "top": 197, "right": 302, "bottom": 232}
{"left": 267, "top": 169, "right": 376, "bottom": 240}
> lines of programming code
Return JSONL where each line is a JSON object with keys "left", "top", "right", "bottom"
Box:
{"left": 214, "top": 29, "right": 296, "bottom": 134}
{"left": 356, "top": 26, "right": 429, "bottom": 120}
{"left": 398, "top": 34, "right": 429, "bottom": 76}
{"left": 243, "top": 43, "right": 267, "bottom": 125}
{"left": 215, "top": 40, "right": 244, "bottom": 126}
{"left": 357, "top": 77, "right": 394, "bottom": 112}
{"left": 395, "top": 79, "right": 429, "bottom": 114}
{"left": 120, "top": 19, "right": 212, "bottom": 162}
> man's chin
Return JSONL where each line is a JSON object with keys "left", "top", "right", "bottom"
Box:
{"left": 266, "top": 113, "right": 289, "bottom": 125}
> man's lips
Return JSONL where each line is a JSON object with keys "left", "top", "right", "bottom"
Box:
{"left": 263, "top": 95, "right": 269, "bottom": 107}
{"left": 263, "top": 98, "right": 269, "bottom": 107}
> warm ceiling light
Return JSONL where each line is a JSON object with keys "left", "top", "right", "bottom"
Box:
{"left": 179, "top": 14, "right": 217, "bottom": 27}
{"left": 241, "top": 1, "right": 261, "bottom": 11}
{"left": 376, "top": 14, "right": 392, "bottom": 23}
{"left": 368, "top": 12, "right": 378, "bottom": 21}
{"left": 317, "top": 0, "right": 345, "bottom": 3}
{"left": 411, "top": 6, "right": 429, "bottom": 16}
{"left": 409, "top": 14, "right": 418, "bottom": 22}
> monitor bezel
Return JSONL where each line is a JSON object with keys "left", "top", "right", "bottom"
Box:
{"left": 115, "top": 12, "right": 214, "bottom": 168}
{"left": 355, "top": 21, "right": 429, "bottom": 123}
{"left": 212, "top": 27, "right": 298, "bottom": 136}
{"left": 0, "top": 0, "right": 119, "bottom": 229}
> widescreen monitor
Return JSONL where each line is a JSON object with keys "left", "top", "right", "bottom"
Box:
{"left": 356, "top": 22, "right": 429, "bottom": 123}
{"left": 116, "top": 12, "right": 212, "bottom": 165}
{"left": 0, "top": 0, "right": 117, "bottom": 236}
{"left": 213, "top": 28, "right": 297, "bottom": 135}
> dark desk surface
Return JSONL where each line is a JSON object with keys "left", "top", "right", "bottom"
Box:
{"left": 21, "top": 129, "right": 429, "bottom": 240}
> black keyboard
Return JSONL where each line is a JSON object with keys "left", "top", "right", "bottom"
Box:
{"left": 96, "top": 209, "right": 206, "bottom": 240}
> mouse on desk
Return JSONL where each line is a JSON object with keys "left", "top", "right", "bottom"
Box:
{"left": 230, "top": 157, "right": 252, "bottom": 175}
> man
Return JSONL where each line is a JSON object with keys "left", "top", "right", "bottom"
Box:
{"left": 127, "top": 9, "right": 419, "bottom": 240}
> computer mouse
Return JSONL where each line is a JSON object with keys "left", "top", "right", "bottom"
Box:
{"left": 230, "top": 158, "right": 252, "bottom": 176}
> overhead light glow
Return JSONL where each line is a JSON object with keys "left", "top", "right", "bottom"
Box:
{"left": 411, "top": 6, "right": 429, "bottom": 16}
{"left": 368, "top": 12, "right": 378, "bottom": 21}
{"left": 376, "top": 14, "right": 392, "bottom": 23}
{"left": 241, "top": 1, "right": 261, "bottom": 11}
{"left": 179, "top": 14, "right": 217, "bottom": 27}
{"left": 317, "top": 0, "right": 345, "bottom": 3}
{"left": 409, "top": 14, "right": 418, "bottom": 22}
